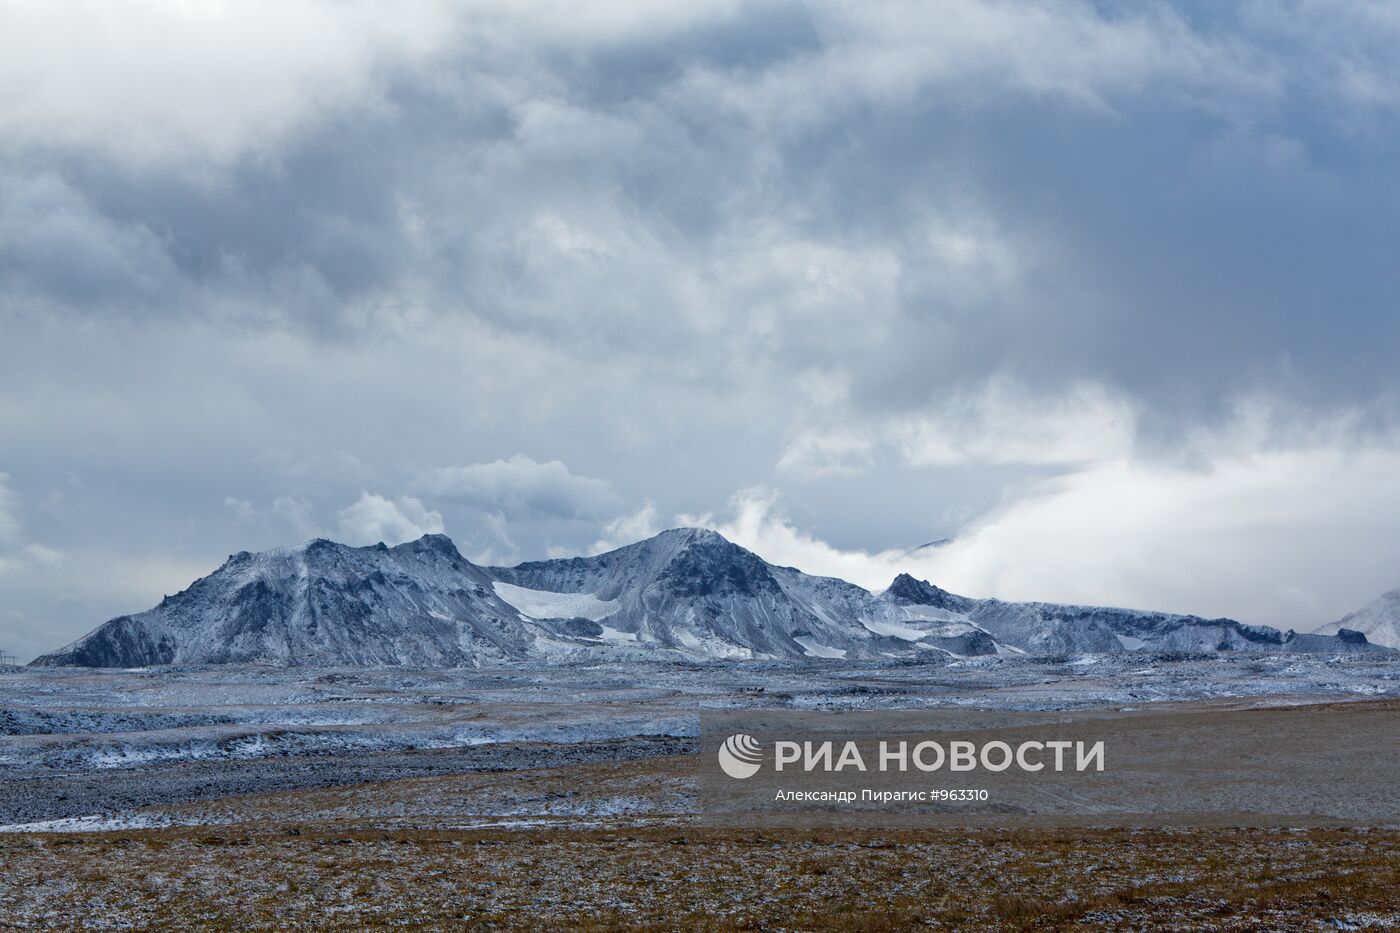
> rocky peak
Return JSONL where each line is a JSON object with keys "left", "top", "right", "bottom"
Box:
{"left": 884, "top": 573, "right": 969, "bottom": 611}
{"left": 399, "top": 533, "right": 462, "bottom": 557}
{"left": 654, "top": 528, "right": 781, "bottom": 598}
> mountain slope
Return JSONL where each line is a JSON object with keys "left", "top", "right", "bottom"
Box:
{"left": 489, "top": 528, "right": 994, "bottom": 660}
{"left": 1314, "top": 587, "right": 1400, "bottom": 648}
{"left": 885, "top": 572, "right": 1384, "bottom": 655}
{"left": 31, "top": 536, "right": 534, "bottom": 668}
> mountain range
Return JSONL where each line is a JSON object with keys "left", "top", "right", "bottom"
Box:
{"left": 31, "top": 528, "right": 1390, "bottom": 667}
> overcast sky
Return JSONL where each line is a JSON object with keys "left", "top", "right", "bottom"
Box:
{"left": 4, "top": 1, "right": 1400, "bottom": 660}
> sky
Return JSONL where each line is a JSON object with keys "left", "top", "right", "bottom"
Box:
{"left": 4, "top": 0, "right": 1400, "bottom": 660}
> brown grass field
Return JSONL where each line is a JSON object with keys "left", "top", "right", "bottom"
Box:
{"left": 1, "top": 745, "right": 1398, "bottom": 931}
{"left": 6, "top": 698, "right": 1400, "bottom": 930}
{"left": 1, "top": 823, "right": 1398, "bottom": 930}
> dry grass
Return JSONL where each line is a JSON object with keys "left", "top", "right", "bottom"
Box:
{"left": 5, "top": 729, "right": 1399, "bottom": 931}
{"left": 1, "top": 824, "right": 1397, "bottom": 930}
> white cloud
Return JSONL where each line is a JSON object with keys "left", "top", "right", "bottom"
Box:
{"left": 921, "top": 444, "right": 1400, "bottom": 628}
{"left": 0, "top": 475, "right": 63, "bottom": 575}
{"left": 458, "top": 0, "right": 741, "bottom": 49}
{"left": 587, "top": 502, "right": 661, "bottom": 555}
{"left": 23, "top": 544, "right": 63, "bottom": 566}
{"left": 775, "top": 379, "right": 1136, "bottom": 478}
{"left": 0, "top": 474, "right": 29, "bottom": 575}
{"left": 0, "top": 473, "right": 18, "bottom": 544}
{"left": 795, "top": 368, "right": 851, "bottom": 408}
{"left": 336, "top": 492, "right": 444, "bottom": 546}
{"left": 712, "top": 419, "right": 1400, "bottom": 631}
{"left": 0, "top": 0, "right": 455, "bottom": 168}
{"left": 223, "top": 497, "right": 257, "bottom": 523}
{"left": 1242, "top": 0, "right": 1400, "bottom": 113}
{"left": 272, "top": 497, "right": 323, "bottom": 540}
{"left": 777, "top": 428, "right": 875, "bottom": 476}
{"left": 728, "top": 233, "right": 904, "bottom": 336}
{"left": 703, "top": 487, "right": 906, "bottom": 588}
{"left": 683, "top": 0, "right": 1277, "bottom": 133}
{"left": 419, "top": 455, "right": 619, "bottom": 520}
{"left": 219, "top": 495, "right": 327, "bottom": 538}
{"left": 888, "top": 380, "right": 1138, "bottom": 466}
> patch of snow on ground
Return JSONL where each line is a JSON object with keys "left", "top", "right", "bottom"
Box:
{"left": 793, "top": 637, "right": 846, "bottom": 659}
{"left": 0, "top": 813, "right": 173, "bottom": 833}
{"left": 492, "top": 581, "right": 619, "bottom": 621}
{"left": 859, "top": 618, "right": 930, "bottom": 641}
{"left": 597, "top": 625, "right": 638, "bottom": 644}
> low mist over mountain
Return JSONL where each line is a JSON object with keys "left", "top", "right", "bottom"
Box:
{"left": 32, "top": 529, "right": 1386, "bottom": 668}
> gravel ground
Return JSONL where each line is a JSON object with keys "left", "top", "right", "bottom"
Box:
{"left": 0, "top": 735, "right": 695, "bottom": 825}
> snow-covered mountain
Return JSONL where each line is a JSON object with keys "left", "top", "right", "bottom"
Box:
{"left": 490, "top": 528, "right": 996, "bottom": 660}
{"left": 1314, "top": 587, "right": 1400, "bottom": 649}
{"left": 32, "top": 528, "right": 1386, "bottom": 668}
{"left": 31, "top": 536, "right": 535, "bottom": 668}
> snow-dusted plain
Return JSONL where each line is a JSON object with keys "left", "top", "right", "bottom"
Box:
{"left": 3, "top": 650, "right": 1400, "bottom": 829}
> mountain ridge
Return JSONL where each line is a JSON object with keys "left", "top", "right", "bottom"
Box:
{"left": 31, "top": 528, "right": 1388, "bottom": 667}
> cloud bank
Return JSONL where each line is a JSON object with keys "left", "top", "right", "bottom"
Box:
{"left": 711, "top": 420, "right": 1400, "bottom": 631}
{"left": 3, "top": 1, "right": 1400, "bottom": 657}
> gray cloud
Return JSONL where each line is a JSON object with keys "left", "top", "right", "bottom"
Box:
{"left": 4, "top": 1, "right": 1400, "bottom": 657}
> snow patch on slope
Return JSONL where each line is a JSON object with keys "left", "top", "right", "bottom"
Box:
{"left": 898, "top": 605, "right": 966, "bottom": 623}
{"left": 860, "top": 617, "right": 930, "bottom": 641}
{"left": 492, "top": 581, "right": 619, "bottom": 621}
{"left": 793, "top": 636, "right": 846, "bottom": 659}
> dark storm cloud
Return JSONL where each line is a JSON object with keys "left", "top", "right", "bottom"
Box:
{"left": 10, "top": 0, "right": 1394, "bottom": 404}
{"left": 4, "top": 0, "right": 1400, "bottom": 658}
